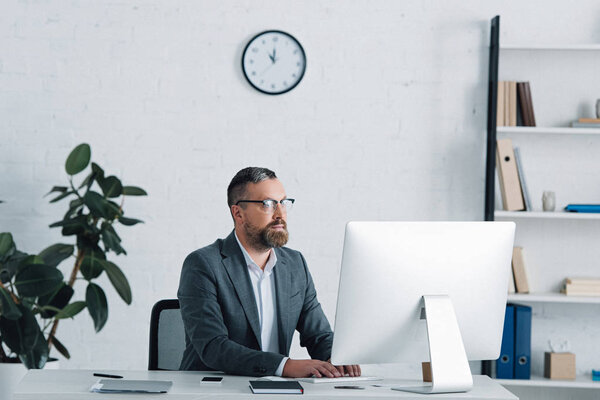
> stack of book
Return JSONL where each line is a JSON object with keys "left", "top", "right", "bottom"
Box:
{"left": 497, "top": 81, "right": 536, "bottom": 127}
{"left": 562, "top": 277, "right": 600, "bottom": 297}
{"left": 571, "top": 118, "right": 600, "bottom": 128}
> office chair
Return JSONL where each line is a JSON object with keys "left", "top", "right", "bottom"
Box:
{"left": 148, "top": 299, "right": 186, "bottom": 370}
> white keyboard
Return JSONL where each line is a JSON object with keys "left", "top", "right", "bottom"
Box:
{"left": 298, "top": 376, "right": 382, "bottom": 384}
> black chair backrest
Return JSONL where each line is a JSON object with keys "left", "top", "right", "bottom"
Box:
{"left": 148, "top": 299, "right": 185, "bottom": 370}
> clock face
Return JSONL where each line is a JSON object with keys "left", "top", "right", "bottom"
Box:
{"left": 242, "top": 30, "right": 306, "bottom": 95}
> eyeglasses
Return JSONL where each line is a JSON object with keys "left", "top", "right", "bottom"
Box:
{"left": 236, "top": 198, "right": 295, "bottom": 213}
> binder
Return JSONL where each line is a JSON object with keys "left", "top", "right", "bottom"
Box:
{"left": 508, "top": 81, "right": 517, "bottom": 126}
{"left": 496, "top": 305, "right": 515, "bottom": 379}
{"left": 496, "top": 139, "right": 525, "bottom": 211}
{"left": 514, "top": 304, "right": 532, "bottom": 379}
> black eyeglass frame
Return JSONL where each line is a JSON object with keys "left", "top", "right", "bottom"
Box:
{"left": 235, "top": 199, "right": 295, "bottom": 209}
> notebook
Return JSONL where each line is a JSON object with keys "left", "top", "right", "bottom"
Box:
{"left": 249, "top": 380, "right": 304, "bottom": 394}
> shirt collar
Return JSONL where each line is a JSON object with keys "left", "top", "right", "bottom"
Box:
{"left": 234, "top": 231, "right": 278, "bottom": 274}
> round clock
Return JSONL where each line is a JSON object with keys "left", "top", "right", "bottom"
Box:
{"left": 242, "top": 30, "right": 306, "bottom": 95}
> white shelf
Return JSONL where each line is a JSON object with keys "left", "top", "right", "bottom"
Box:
{"left": 497, "top": 127, "right": 600, "bottom": 135}
{"left": 508, "top": 292, "right": 600, "bottom": 304}
{"left": 496, "top": 375, "right": 600, "bottom": 389}
{"left": 501, "top": 44, "right": 600, "bottom": 51}
{"left": 495, "top": 211, "right": 600, "bottom": 220}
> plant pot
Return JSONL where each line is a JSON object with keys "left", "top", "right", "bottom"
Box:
{"left": 0, "top": 358, "right": 59, "bottom": 400}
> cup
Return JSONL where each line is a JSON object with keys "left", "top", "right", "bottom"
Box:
{"left": 542, "top": 191, "right": 556, "bottom": 212}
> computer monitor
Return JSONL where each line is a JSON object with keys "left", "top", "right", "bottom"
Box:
{"left": 330, "top": 221, "right": 515, "bottom": 394}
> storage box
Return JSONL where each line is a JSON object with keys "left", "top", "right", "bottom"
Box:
{"left": 544, "top": 352, "right": 575, "bottom": 380}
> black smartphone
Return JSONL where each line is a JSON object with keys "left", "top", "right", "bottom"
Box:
{"left": 201, "top": 377, "right": 223, "bottom": 384}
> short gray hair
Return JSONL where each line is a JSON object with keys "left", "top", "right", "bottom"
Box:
{"left": 227, "top": 167, "right": 277, "bottom": 207}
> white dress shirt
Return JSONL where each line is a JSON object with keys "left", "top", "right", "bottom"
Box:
{"left": 235, "top": 233, "right": 289, "bottom": 376}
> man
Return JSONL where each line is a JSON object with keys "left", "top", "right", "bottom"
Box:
{"left": 178, "top": 167, "right": 360, "bottom": 378}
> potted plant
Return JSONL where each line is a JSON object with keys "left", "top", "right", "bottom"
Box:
{"left": 0, "top": 143, "right": 146, "bottom": 393}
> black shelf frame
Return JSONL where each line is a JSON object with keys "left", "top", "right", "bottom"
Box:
{"left": 481, "top": 15, "right": 500, "bottom": 378}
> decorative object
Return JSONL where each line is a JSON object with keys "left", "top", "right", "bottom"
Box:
{"left": 242, "top": 30, "right": 306, "bottom": 95}
{"left": 542, "top": 191, "right": 556, "bottom": 211}
{"left": 0, "top": 143, "right": 147, "bottom": 369}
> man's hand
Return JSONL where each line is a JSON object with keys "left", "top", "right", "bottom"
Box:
{"left": 282, "top": 359, "right": 342, "bottom": 378}
{"left": 328, "top": 359, "right": 361, "bottom": 377}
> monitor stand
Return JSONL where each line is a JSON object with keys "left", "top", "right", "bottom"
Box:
{"left": 392, "top": 295, "right": 473, "bottom": 394}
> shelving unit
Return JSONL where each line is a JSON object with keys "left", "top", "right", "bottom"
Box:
{"left": 484, "top": 15, "right": 600, "bottom": 400}
{"left": 496, "top": 375, "right": 598, "bottom": 389}
{"left": 495, "top": 211, "right": 600, "bottom": 220}
{"left": 507, "top": 293, "right": 600, "bottom": 305}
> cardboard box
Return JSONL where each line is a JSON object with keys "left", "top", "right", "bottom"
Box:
{"left": 544, "top": 352, "right": 576, "bottom": 380}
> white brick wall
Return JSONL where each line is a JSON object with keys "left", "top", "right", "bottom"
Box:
{"left": 1, "top": 0, "right": 600, "bottom": 377}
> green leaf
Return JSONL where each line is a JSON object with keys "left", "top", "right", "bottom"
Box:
{"left": 1, "top": 250, "right": 28, "bottom": 283}
{"left": 37, "top": 284, "right": 74, "bottom": 318}
{"left": 84, "top": 191, "right": 112, "bottom": 219}
{"left": 86, "top": 283, "right": 108, "bottom": 332}
{"left": 80, "top": 251, "right": 105, "bottom": 280}
{"left": 91, "top": 162, "right": 105, "bottom": 185}
{"left": 100, "top": 176, "right": 123, "bottom": 198}
{"left": 45, "top": 186, "right": 68, "bottom": 196}
{"left": 49, "top": 191, "right": 74, "bottom": 203}
{"left": 117, "top": 216, "right": 143, "bottom": 226}
{"left": 55, "top": 301, "right": 86, "bottom": 319}
{"left": 14, "top": 264, "right": 64, "bottom": 297}
{"left": 0, "top": 287, "right": 21, "bottom": 319}
{"left": 38, "top": 244, "right": 74, "bottom": 268}
{"left": 65, "top": 143, "right": 91, "bottom": 176}
{"left": 101, "top": 228, "right": 126, "bottom": 255}
{"left": 101, "top": 261, "right": 132, "bottom": 305}
{"left": 49, "top": 335, "right": 70, "bottom": 359}
{"left": 121, "top": 186, "right": 147, "bottom": 196}
{"left": 0, "top": 232, "right": 16, "bottom": 261}
{"left": 0, "top": 304, "right": 49, "bottom": 369}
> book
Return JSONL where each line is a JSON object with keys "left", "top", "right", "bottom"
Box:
{"left": 504, "top": 81, "right": 510, "bottom": 126}
{"left": 571, "top": 122, "right": 600, "bottom": 128}
{"left": 563, "top": 283, "right": 600, "bottom": 296}
{"left": 564, "top": 204, "right": 600, "bottom": 213}
{"left": 496, "top": 139, "right": 525, "bottom": 211}
{"left": 512, "top": 247, "right": 529, "bottom": 294}
{"left": 497, "top": 81, "right": 505, "bottom": 126}
{"left": 508, "top": 268, "right": 516, "bottom": 294}
{"left": 517, "top": 82, "right": 534, "bottom": 127}
{"left": 513, "top": 147, "right": 531, "bottom": 211}
{"left": 523, "top": 82, "right": 536, "bottom": 127}
{"left": 566, "top": 277, "right": 600, "bottom": 285}
{"left": 249, "top": 380, "right": 304, "bottom": 394}
{"left": 578, "top": 118, "right": 600, "bottom": 123}
{"left": 508, "top": 81, "right": 517, "bottom": 126}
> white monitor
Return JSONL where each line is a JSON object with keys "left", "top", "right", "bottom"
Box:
{"left": 330, "top": 221, "right": 515, "bottom": 394}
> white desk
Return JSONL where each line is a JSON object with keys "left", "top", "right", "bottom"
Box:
{"left": 14, "top": 370, "right": 517, "bottom": 400}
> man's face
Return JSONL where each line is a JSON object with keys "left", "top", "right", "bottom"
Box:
{"left": 234, "top": 178, "right": 289, "bottom": 250}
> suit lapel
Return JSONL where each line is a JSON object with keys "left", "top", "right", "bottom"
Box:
{"left": 273, "top": 249, "right": 291, "bottom": 354}
{"left": 220, "top": 231, "right": 262, "bottom": 348}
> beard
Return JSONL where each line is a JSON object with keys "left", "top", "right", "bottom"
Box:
{"left": 245, "top": 219, "right": 289, "bottom": 250}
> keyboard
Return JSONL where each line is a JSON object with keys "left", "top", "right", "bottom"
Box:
{"left": 298, "top": 376, "right": 383, "bottom": 384}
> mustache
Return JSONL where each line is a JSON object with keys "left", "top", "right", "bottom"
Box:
{"left": 267, "top": 219, "right": 287, "bottom": 229}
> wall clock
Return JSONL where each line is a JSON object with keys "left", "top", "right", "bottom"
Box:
{"left": 242, "top": 30, "right": 306, "bottom": 95}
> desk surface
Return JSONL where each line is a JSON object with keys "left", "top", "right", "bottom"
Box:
{"left": 14, "top": 369, "right": 517, "bottom": 400}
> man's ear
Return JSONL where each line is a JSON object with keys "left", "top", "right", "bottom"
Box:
{"left": 231, "top": 205, "right": 243, "bottom": 224}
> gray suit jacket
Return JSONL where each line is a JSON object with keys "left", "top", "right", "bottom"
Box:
{"left": 177, "top": 230, "right": 333, "bottom": 376}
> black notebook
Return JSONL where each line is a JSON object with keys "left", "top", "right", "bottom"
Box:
{"left": 249, "top": 380, "right": 304, "bottom": 394}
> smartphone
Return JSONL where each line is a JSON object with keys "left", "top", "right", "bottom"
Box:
{"left": 201, "top": 377, "right": 223, "bottom": 384}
